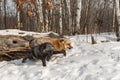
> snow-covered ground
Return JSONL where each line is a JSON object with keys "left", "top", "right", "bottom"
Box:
{"left": 0, "top": 29, "right": 120, "bottom": 80}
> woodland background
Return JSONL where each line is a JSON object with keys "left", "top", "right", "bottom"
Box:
{"left": 0, "top": 0, "right": 117, "bottom": 36}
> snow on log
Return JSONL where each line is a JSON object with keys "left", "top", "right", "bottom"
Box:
{"left": 21, "top": 31, "right": 61, "bottom": 41}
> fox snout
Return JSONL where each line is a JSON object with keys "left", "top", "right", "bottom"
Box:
{"left": 69, "top": 46, "right": 73, "bottom": 49}
{"left": 68, "top": 46, "right": 73, "bottom": 49}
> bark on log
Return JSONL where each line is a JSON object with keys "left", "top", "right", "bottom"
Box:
{"left": 0, "top": 35, "right": 30, "bottom": 51}
{"left": 0, "top": 35, "right": 30, "bottom": 61}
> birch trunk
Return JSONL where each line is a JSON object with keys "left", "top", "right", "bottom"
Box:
{"left": 4, "top": 0, "right": 6, "bottom": 28}
{"left": 42, "top": 0, "right": 48, "bottom": 32}
{"left": 115, "top": 0, "right": 120, "bottom": 41}
{"left": 112, "top": 0, "right": 115, "bottom": 32}
{"left": 17, "top": 11, "right": 21, "bottom": 29}
{"left": 34, "top": 0, "right": 42, "bottom": 32}
{"left": 62, "top": 0, "right": 69, "bottom": 35}
{"left": 53, "top": 0, "right": 61, "bottom": 34}
{"left": 74, "top": 0, "right": 82, "bottom": 34}
{"left": 39, "top": 0, "right": 44, "bottom": 32}
{"left": 60, "top": 0, "right": 62, "bottom": 35}
{"left": 71, "top": 0, "right": 82, "bottom": 35}
{"left": 0, "top": 0, "right": 5, "bottom": 29}
{"left": 35, "top": 0, "right": 44, "bottom": 32}
{"left": 66, "top": 0, "right": 71, "bottom": 35}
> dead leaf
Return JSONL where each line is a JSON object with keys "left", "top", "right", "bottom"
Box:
{"left": 45, "top": 1, "right": 53, "bottom": 10}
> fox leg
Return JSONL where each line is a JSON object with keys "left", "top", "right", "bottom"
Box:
{"left": 22, "top": 51, "right": 33, "bottom": 63}
{"left": 62, "top": 50, "right": 66, "bottom": 56}
{"left": 22, "top": 57, "right": 28, "bottom": 63}
{"left": 41, "top": 58, "right": 46, "bottom": 67}
{"left": 22, "top": 52, "right": 30, "bottom": 63}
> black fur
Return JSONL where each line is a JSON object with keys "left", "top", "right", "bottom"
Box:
{"left": 22, "top": 42, "right": 54, "bottom": 67}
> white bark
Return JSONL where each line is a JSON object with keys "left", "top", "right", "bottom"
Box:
{"left": 115, "top": 0, "right": 120, "bottom": 40}
{"left": 36, "top": 0, "right": 44, "bottom": 32}
{"left": 75, "top": 0, "right": 82, "bottom": 31}
{"left": 60, "top": 0, "right": 62, "bottom": 34}
{"left": 112, "top": 0, "right": 115, "bottom": 32}
{"left": 17, "top": 11, "right": 21, "bottom": 29}
{"left": 66, "top": 0, "right": 71, "bottom": 33}
{"left": 115, "top": 0, "right": 120, "bottom": 17}
{"left": 45, "top": 11, "right": 48, "bottom": 32}
{"left": 74, "top": 0, "right": 82, "bottom": 34}
{"left": 33, "top": 0, "right": 44, "bottom": 32}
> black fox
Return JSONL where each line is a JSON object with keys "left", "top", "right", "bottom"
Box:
{"left": 22, "top": 42, "right": 54, "bottom": 67}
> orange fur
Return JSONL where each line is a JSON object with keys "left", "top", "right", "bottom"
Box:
{"left": 30, "top": 37, "right": 72, "bottom": 51}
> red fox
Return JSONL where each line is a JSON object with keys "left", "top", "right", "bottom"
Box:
{"left": 30, "top": 37, "right": 73, "bottom": 56}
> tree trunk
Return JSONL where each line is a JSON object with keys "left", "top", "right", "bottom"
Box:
{"left": 17, "top": 10, "right": 21, "bottom": 29}
{"left": 0, "top": 0, "right": 5, "bottom": 29}
{"left": 4, "top": 0, "right": 6, "bottom": 29}
{"left": 74, "top": 0, "right": 82, "bottom": 34}
{"left": 33, "top": 0, "right": 42, "bottom": 32}
{"left": 115, "top": 0, "right": 120, "bottom": 41}
{"left": 71, "top": 0, "right": 82, "bottom": 35}
{"left": 38, "top": 0, "right": 44, "bottom": 32}
{"left": 53, "top": 0, "right": 61, "bottom": 34}
{"left": 62, "top": 0, "right": 70, "bottom": 35}
{"left": 66, "top": 0, "right": 71, "bottom": 35}
{"left": 112, "top": 0, "right": 115, "bottom": 32}
{"left": 60, "top": 0, "right": 63, "bottom": 35}
{"left": 42, "top": 0, "right": 48, "bottom": 32}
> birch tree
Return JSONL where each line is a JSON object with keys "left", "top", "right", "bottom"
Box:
{"left": 37, "top": 0, "right": 44, "bottom": 32}
{"left": 34, "top": 0, "right": 43, "bottom": 32}
{"left": 0, "top": 0, "right": 5, "bottom": 29}
{"left": 61, "top": 0, "right": 70, "bottom": 35}
{"left": 4, "top": 0, "right": 6, "bottom": 28}
{"left": 115, "top": 0, "right": 120, "bottom": 41}
{"left": 75, "top": 0, "right": 82, "bottom": 34}
{"left": 70, "top": 0, "right": 82, "bottom": 34}
{"left": 112, "top": 0, "right": 115, "bottom": 32}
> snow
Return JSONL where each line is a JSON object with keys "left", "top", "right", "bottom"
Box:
{"left": 0, "top": 29, "right": 59, "bottom": 37}
{"left": 0, "top": 29, "right": 120, "bottom": 80}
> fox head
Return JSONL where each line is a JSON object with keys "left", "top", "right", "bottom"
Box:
{"left": 60, "top": 38, "right": 73, "bottom": 50}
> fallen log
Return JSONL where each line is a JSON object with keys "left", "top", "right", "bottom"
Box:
{"left": 0, "top": 31, "right": 62, "bottom": 61}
